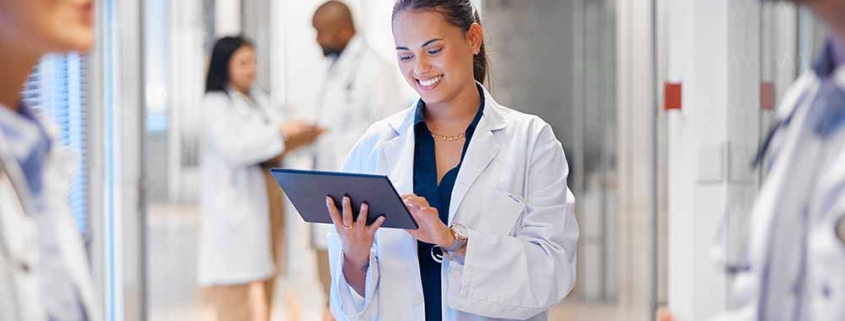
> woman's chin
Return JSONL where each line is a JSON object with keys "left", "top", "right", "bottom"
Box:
{"left": 52, "top": 27, "right": 95, "bottom": 53}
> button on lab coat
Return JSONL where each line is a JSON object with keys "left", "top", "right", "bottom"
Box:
{"left": 327, "top": 86, "right": 579, "bottom": 321}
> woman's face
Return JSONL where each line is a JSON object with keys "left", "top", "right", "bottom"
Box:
{"left": 392, "top": 9, "right": 481, "bottom": 106}
{"left": 0, "top": 0, "right": 94, "bottom": 55}
{"left": 228, "top": 45, "right": 257, "bottom": 94}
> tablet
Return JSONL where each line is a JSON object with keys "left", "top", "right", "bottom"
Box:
{"left": 270, "top": 168, "right": 418, "bottom": 229}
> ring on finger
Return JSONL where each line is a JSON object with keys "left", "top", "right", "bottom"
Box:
{"left": 342, "top": 224, "right": 352, "bottom": 230}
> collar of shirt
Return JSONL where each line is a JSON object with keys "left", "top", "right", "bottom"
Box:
{"left": 808, "top": 38, "right": 845, "bottom": 138}
{"left": 413, "top": 84, "right": 486, "bottom": 130}
{"left": 813, "top": 38, "right": 845, "bottom": 79}
{"left": 0, "top": 102, "right": 52, "bottom": 200}
{"left": 833, "top": 36, "right": 845, "bottom": 67}
{"left": 328, "top": 35, "right": 366, "bottom": 73}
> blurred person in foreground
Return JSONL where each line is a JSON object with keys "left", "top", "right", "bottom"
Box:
{"left": 0, "top": 0, "right": 100, "bottom": 321}
{"left": 661, "top": 0, "right": 845, "bottom": 320}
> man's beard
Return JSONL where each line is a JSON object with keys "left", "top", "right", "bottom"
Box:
{"left": 322, "top": 47, "right": 344, "bottom": 59}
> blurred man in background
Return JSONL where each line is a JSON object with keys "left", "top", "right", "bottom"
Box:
{"left": 305, "top": 1, "right": 413, "bottom": 320}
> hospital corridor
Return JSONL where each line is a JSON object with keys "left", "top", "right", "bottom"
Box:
{"left": 1, "top": 0, "right": 843, "bottom": 321}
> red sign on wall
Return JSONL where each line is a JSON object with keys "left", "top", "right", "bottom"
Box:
{"left": 664, "top": 82, "right": 682, "bottom": 111}
{"left": 761, "top": 82, "right": 776, "bottom": 110}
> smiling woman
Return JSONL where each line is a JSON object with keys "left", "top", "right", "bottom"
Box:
{"left": 324, "top": 1, "right": 579, "bottom": 321}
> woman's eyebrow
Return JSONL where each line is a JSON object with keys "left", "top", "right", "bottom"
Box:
{"left": 395, "top": 38, "right": 443, "bottom": 51}
{"left": 421, "top": 38, "right": 442, "bottom": 47}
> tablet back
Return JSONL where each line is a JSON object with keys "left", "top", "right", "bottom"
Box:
{"left": 270, "top": 168, "right": 418, "bottom": 229}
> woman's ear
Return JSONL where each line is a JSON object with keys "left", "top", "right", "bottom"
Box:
{"left": 467, "top": 22, "right": 484, "bottom": 54}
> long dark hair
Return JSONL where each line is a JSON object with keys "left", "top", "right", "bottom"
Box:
{"left": 392, "top": 0, "right": 489, "bottom": 84}
{"left": 205, "top": 35, "right": 253, "bottom": 93}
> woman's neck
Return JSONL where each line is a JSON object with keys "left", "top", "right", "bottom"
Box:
{"left": 0, "top": 40, "right": 40, "bottom": 111}
{"left": 231, "top": 85, "right": 249, "bottom": 96}
{"left": 424, "top": 82, "right": 481, "bottom": 134}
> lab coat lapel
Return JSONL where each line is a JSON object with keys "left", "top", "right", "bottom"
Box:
{"left": 382, "top": 110, "right": 416, "bottom": 197}
{"left": 381, "top": 110, "right": 418, "bottom": 250}
{"left": 449, "top": 94, "right": 506, "bottom": 225}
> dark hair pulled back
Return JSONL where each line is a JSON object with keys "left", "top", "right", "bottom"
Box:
{"left": 393, "top": 0, "right": 488, "bottom": 84}
{"left": 205, "top": 35, "right": 254, "bottom": 93}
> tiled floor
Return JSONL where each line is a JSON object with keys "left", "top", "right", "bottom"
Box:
{"left": 147, "top": 204, "right": 650, "bottom": 321}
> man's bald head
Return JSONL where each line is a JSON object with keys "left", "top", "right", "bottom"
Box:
{"left": 313, "top": 1, "right": 357, "bottom": 58}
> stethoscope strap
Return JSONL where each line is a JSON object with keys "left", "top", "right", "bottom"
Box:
{"left": 752, "top": 121, "right": 783, "bottom": 169}
{"left": 751, "top": 91, "right": 811, "bottom": 170}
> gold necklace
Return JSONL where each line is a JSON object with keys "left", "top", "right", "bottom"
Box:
{"left": 430, "top": 132, "right": 465, "bottom": 142}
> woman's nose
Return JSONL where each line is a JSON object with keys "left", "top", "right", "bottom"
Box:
{"left": 413, "top": 55, "right": 431, "bottom": 76}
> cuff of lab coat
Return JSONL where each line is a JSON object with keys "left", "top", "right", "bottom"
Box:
{"left": 332, "top": 249, "right": 379, "bottom": 320}
{"left": 348, "top": 284, "right": 366, "bottom": 310}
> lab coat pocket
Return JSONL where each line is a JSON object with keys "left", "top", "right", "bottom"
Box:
{"left": 478, "top": 189, "right": 525, "bottom": 236}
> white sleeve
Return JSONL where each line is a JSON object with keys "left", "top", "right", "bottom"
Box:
{"left": 326, "top": 133, "right": 384, "bottom": 321}
{"left": 445, "top": 124, "right": 579, "bottom": 319}
{"left": 347, "top": 284, "right": 366, "bottom": 310}
{"left": 203, "top": 94, "right": 284, "bottom": 167}
{"left": 327, "top": 232, "right": 379, "bottom": 321}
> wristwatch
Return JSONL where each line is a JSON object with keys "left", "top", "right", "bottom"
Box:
{"left": 444, "top": 223, "right": 468, "bottom": 252}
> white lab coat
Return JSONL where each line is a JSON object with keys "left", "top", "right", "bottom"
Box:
{"left": 300, "top": 35, "right": 413, "bottom": 249}
{"left": 197, "top": 88, "right": 286, "bottom": 285}
{"left": 709, "top": 52, "right": 845, "bottom": 320}
{"left": 327, "top": 86, "right": 579, "bottom": 321}
{"left": 0, "top": 110, "right": 101, "bottom": 321}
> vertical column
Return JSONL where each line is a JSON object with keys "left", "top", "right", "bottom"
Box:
{"left": 664, "top": 0, "right": 762, "bottom": 319}
{"left": 242, "top": 0, "right": 272, "bottom": 91}
{"left": 89, "top": 0, "right": 147, "bottom": 319}
{"left": 215, "top": 0, "right": 241, "bottom": 36}
{"left": 168, "top": 0, "right": 205, "bottom": 202}
{"left": 666, "top": 0, "right": 728, "bottom": 319}
{"left": 725, "top": 0, "right": 762, "bottom": 309}
{"left": 119, "top": 0, "right": 146, "bottom": 319}
{"left": 616, "top": 0, "right": 656, "bottom": 318}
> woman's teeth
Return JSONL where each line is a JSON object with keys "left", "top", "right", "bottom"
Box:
{"left": 419, "top": 76, "right": 442, "bottom": 87}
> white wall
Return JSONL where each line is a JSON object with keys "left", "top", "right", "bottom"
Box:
{"left": 616, "top": 0, "right": 657, "bottom": 318}
{"left": 215, "top": 0, "right": 241, "bottom": 36}
{"left": 168, "top": 0, "right": 205, "bottom": 202}
{"left": 663, "top": 0, "right": 766, "bottom": 319}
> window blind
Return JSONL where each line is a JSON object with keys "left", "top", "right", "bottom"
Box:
{"left": 22, "top": 53, "right": 89, "bottom": 236}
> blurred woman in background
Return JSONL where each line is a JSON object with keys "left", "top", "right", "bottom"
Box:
{"left": 197, "top": 35, "right": 324, "bottom": 321}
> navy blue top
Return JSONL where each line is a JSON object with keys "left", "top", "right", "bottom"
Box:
{"left": 413, "top": 85, "right": 485, "bottom": 321}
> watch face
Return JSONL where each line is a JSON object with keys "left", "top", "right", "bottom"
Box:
{"left": 453, "top": 224, "right": 468, "bottom": 241}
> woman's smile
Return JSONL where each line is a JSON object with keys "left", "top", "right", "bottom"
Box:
{"left": 416, "top": 75, "right": 444, "bottom": 91}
